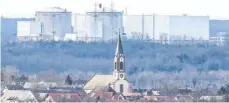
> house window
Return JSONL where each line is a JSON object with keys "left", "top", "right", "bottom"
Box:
{"left": 120, "top": 84, "right": 123, "bottom": 93}
{"left": 120, "top": 62, "right": 124, "bottom": 70}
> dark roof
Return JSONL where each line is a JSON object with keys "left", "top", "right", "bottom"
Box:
{"left": 48, "top": 92, "right": 82, "bottom": 102}
{"left": 5, "top": 85, "right": 24, "bottom": 90}
{"left": 115, "top": 32, "right": 124, "bottom": 55}
{"left": 49, "top": 87, "right": 79, "bottom": 89}
{"left": 73, "top": 79, "right": 87, "bottom": 85}
{"left": 46, "top": 87, "right": 86, "bottom": 96}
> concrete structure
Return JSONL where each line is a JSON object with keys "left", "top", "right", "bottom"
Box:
{"left": 72, "top": 3, "right": 123, "bottom": 42}
{"left": 84, "top": 33, "right": 131, "bottom": 94}
{"left": 86, "top": 11, "right": 123, "bottom": 41}
{"left": 123, "top": 14, "right": 209, "bottom": 43}
{"left": 35, "top": 7, "right": 72, "bottom": 38}
{"left": 13, "top": 6, "right": 209, "bottom": 43}
{"left": 17, "top": 21, "right": 41, "bottom": 41}
{"left": 209, "top": 32, "right": 229, "bottom": 45}
{"left": 16, "top": 7, "right": 72, "bottom": 41}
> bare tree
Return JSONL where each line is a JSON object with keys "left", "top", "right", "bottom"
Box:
{"left": 65, "top": 74, "right": 73, "bottom": 85}
{"left": 192, "top": 78, "right": 197, "bottom": 88}
{"left": 218, "top": 84, "right": 229, "bottom": 102}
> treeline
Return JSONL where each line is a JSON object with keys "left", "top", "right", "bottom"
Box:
{"left": 1, "top": 41, "right": 229, "bottom": 74}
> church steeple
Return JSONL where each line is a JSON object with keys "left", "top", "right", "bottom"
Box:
{"left": 115, "top": 32, "right": 124, "bottom": 55}
{"left": 112, "top": 30, "right": 131, "bottom": 94}
{"left": 113, "top": 31, "right": 125, "bottom": 79}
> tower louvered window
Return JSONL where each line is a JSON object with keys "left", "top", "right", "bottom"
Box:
{"left": 120, "top": 62, "right": 123, "bottom": 70}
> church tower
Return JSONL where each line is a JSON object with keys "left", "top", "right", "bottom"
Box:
{"left": 83, "top": 30, "right": 131, "bottom": 94}
{"left": 113, "top": 31, "right": 126, "bottom": 80}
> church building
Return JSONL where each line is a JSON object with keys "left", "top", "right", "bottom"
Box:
{"left": 83, "top": 32, "right": 132, "bottom": 94}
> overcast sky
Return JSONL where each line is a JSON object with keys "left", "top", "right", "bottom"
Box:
{"left": 0, "top": 0, "right": 228, "bottom": 19}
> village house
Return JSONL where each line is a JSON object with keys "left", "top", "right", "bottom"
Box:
{"left": 0, "top": 89, "right": 38, "bottom": 102}
{"left": 88, "top": 85, "right": 127, "bottom": 102}
{"left": 200, "top": 96, "right": 225, "bottom": 102}
{"left": 45, "top": 92, "right": 82, "bottom": 102}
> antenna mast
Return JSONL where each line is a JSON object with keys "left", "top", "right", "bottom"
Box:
{"left": 94, "top": 2, "right": 97, "bottom": 41}
{"left": 111, "top": 0, "right": 114, "bottom": 43}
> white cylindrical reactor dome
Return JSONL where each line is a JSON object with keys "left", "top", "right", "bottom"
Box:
{"left": 86, "top": 11, "right": 123, "bottom": 41}
{"left": 35, "top": 7, "right": 72, "bottom": 38}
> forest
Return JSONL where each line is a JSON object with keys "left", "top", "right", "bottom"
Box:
{"left": 2, "top": 40, "right": 229, "bottom": 73}
{"left": 1, "top": 40, "right": 229, "bottom": 88}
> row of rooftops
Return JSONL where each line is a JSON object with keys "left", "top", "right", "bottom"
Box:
{"left": 1, "top": 83, "right": 227, "bottom": 102}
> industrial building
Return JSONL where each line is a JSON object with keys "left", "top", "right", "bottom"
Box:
{"left": 123, "top": 14, "right": 210, "bottom": 43}
{"left": 209, "top": 32, "right": 229, "bottom": 45}
{"left": 13, "top": 3, "right": 210, "bottom": 43}
{"left": 72, "top": 10, "right": 209, "bottom": 43}
{"left": 72, "top": 3, "right": 123, "bottom": 42}
{"left": 17, "top": 7, "right": 72, "bottom": 41}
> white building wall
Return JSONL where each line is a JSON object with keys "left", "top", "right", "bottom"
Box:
{"left": 17, "top": 21, "right": 42, "bottom": 37}
{"left": 169, "top": 16, "right": 209, "bottom": 40}
{"left": 17, "top": 21, "right": 31, "bottom": 37}
{"left": 123, "top": 15, "right": 209, "bottom": 41}
{"left": 86, "top": 12, "right": 123, "bottom": 41}
{"left": 35, "top": 13, "right": 53, "bottom": 35}
{"left": 72, "top": 14, "right": 87, "bottom": 35}
{"left": 30, "top": 21, "right": 41, "bottom": 36}
{"left": 35, "top": 11, "right": 72, "bottom": 37}
{"left": 72, "top": 12, "right": 123, "bottom": 41}
{"left": 114, "top": 80, "right": 130, "bottom": 93}
{"left": 154, "top": 15, "right": 170, "bottom": 40}
{"left": 143, "top": 15, "right": 154, "bottom": 39}
{"left": 123, "top": 15, "right": 143, "bottom": 38}
{"left": 86, "top": 13, "right": 103, "bottom": 38}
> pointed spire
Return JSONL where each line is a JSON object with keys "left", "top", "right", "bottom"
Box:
{"left": 115, "top": 30, "right": 124, "bottom": 55}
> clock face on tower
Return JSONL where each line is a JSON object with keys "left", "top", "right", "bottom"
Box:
{"left": 120, "top": 74, "right": 123, "bottom": 78}
{"left": 120, "top": 57, "right": 124, "bottom": 61}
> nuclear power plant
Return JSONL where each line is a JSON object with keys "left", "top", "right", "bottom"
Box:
{"left": 14, "top": 2, "right": 211, "bottom": 44}
{"left": 72, "top": 2, "right": 123, "bottom": 42}
{"left": 17, "top": 7, "right": 72, "bottom": 41}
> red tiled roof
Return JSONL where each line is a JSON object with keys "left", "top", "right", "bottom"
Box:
{"left": 49, "top": 92, "right": 80, "bottom": 95}
{"left": 48, "top": 92, "right": 82, "bottom": 102}
{"left": 94, "top": 92, "right": 113, "bottom": 98}
{"left": 105, "top": 99, "right": 129, "bottom": 102}
{"left": 144, "top": 96, "right": 157, "bottom": 101}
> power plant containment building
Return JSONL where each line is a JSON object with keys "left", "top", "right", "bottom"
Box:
{"left": 72, "top": 3, "right": 123, "bottom": 42}
{"left": 86, "top": 11, "right": 123, "bottom": 41}
{"left": 123, "top": 14, "right": 209, "bottom": 43}
{"left": 35, "top": 7, "right": 72, "bottom": 39}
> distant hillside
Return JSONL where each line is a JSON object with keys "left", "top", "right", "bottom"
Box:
{"left": 210, "top": 20, "right": 229, "bottom": 36}
{"left": 1, "top": 41, "right": 229, "bottom": 74}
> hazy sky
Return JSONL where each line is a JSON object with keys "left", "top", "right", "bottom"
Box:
{"left": 0, "top": 0, "right": 229, "bottom": 19}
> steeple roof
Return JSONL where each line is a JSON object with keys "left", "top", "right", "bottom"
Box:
{"left": 115, "top": 32, "right": 124, "bottom": 55}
